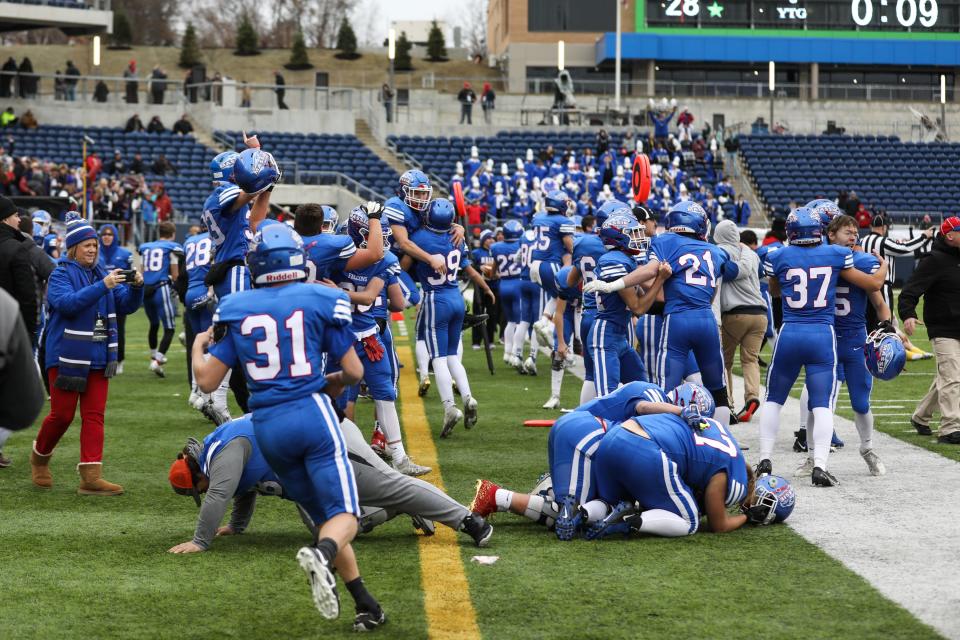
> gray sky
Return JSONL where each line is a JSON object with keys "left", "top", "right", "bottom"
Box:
{"left": 354, "top": 0, "right": 466, "bottom": 45}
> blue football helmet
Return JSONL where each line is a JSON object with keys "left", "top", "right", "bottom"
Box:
{"left": 320, "top": 206, "right": 338, "bottom": 234}
{"left": 786, "top": 206, "right": 823, "bottom": 246}
{"left": 753, "top": 474, "right": 796, "bottom": 523}
{"left": 32, "top": 222, "right": 44, "bottom": 243}
{"left": 502, "top": 219, "right": 524, "bottom": 242}
{"left": 806, "top": 198, "right": 842, "bottom": 230}
{"left": 665, "top": 201, "right": 709, "bottom": 239}
{"left": 347, "top": 206, "right": 392, "bottom": 250}
{"left": 667, "top": 382, "right": 716, "bottom": 418}
{"left": 31, "top": 209, "right": 52, "bottom": 234}
{"left": 246, "top": 223, "right": 307, "bottom": 286}
{"left": 599, "top": 213, "right": 648, "bottom": 256}
{"left": 234, "top": 149, "right": 281, "bottom": 195}
{"left": 425, "top": 198, "right": 456, "bottom": 232}
{"left": 210, "top": 151, "right": 238, "bottom": 183}
{"left": 543, "top": 190, "right": 571, "bottom": 216}
{"left": 399, "top": 169, "right": 432, "bottom": 212}
{"left": 594, "top": 198, "right": 628, "bottom": 229}
{"left": 864, "top": 329, "right": 906, "bottom": 381}
{"left": 479, "top": 228, "right": 495, "bottom": 247}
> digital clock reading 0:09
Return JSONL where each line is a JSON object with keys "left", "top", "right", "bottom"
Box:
{"left": 851, "top": 0, "right": 939, "bottom": 27}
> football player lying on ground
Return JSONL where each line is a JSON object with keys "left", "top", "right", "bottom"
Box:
{"left": 471, "top": 382, "right": 717, "bottom": 540}
{"left": 167, "top": 415, "right": 493, "bottom": 554}
{"left": 583, "top": 413, "right": 795, "bottom": 539}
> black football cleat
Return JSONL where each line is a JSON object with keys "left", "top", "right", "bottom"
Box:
{"left": 811, "top": 467, "right": 839, "bottom": 487}
{"left": 353, "top": 606, "right": 387, "bottom": 632}
{"left": 793, "top": 428, "right": 808, "bottom": 453}
{"left": 460, "top": 513, "right": 494, "bottom": 548}
{"left": 911, "top": 419, "right": 933, "bottom": 436}
{"left": 755, "top": 459, "right": 773, "bottom": 476}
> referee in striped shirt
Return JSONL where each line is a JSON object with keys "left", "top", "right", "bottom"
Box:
{"left": 860, "top": 213, "right": 934, "bottom": 328}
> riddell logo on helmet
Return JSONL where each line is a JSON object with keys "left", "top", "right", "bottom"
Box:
{"left": 264, "top": 271, "right": 301, "bottom": 283}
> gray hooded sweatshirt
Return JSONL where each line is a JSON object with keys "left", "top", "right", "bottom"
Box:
{"left": 713, "top": 220, "right": 766, "bottom": 314}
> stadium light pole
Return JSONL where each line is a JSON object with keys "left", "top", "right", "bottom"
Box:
{"left": 614, "top": 0, "right": 622, "bottom": 113}
{"left": 769, "top": 61, "right": 776, "bottom": 133}
{"left": 558, "top": 40, "right": 565, "bottom": 71}
{"left": 940, "top": 74, "right": 947, "bottom": 137}
{"left": 388, "top": 29, "right": 396, "bottom": 124}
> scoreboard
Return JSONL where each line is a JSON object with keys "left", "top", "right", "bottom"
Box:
{"left": 642, "top": 0, "right": 960, "bottom": 33}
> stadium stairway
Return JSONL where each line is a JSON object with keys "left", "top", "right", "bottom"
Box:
{"left": 354, "top": 119, "right": 415, "bottom": 195}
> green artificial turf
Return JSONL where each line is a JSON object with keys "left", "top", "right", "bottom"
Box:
{"left": 0, "top": 310, "right": 942, "bottom": 639}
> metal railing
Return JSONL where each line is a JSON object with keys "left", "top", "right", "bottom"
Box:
{"left": 293, "top": 171, "right": 386, "bottom": 201}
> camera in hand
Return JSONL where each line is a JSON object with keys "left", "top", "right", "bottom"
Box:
{"left": 119, "top": 269, "right": 138, "bottom": 283}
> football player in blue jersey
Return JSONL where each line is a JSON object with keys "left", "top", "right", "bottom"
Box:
{"left": 410, "top": 199, "right": 495, "bottom": 437}
{"left": 468, "top": 382, "right": 714, "bottom": 539}
{"left": 192, "top": 223, "right": 383, "bottom": 628}
{"left": 587, "top": 413, "right": 775, "bottom": 538}
{"left": 794, "top": 214, "right": 890, "bottom": 477}
{"left": 139, "top": 221, "right": 184, "bottom": 377}
{"left": 292, "top": 202, "right": 385, "bottom": 283}
{"left": 565, "top": 201, "right": 621, "bottom": 403}
{"left": 182, "top": 225, "right": 230, "bottom": 424}
{"left": 201, "top": 138, "right": 277, "bottom": 303}
{"left": 98, "top": 223, "right": 133, "bottom": 373}
{"left": 757, "top": 207, "right": 886, "bottom": 487}
{"left": 511, "top": 226, "right": 543, "bottom": 374}
{"left": 542, "top": 264, "right": 581, "bottom": 409}
{"left": 490, "top": 220, "right": 524, "bottom": 365}
{"left": 470, "top": 229, "right": 498, "bottom": 351}
{"left": 529, "top": 190, "right": 576, "bottom": 349}
{"left": 585, "top": 201, "right": 736, "bottom": 426}
{"left": 588, "top": 213, "right": 670, "bottom": 396}
{"left": 331, "top": 208, "right": 430, "bottom": 477}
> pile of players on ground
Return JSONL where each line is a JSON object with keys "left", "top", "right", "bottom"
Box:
{"left": 113, "top": 138, "right": 907, "bottom": 630}
{"left": 449, "top": 139, "right": 743, "bottom": 228}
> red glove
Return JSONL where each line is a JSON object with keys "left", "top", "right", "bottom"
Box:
{"left": 362, "top": 335, "right": 385, "bottom": 362}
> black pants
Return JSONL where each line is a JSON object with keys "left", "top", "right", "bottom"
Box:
{"left": 276, "top": 90, "right": 288, "bottom": 110}
{"left": 460, "top": 104, "right": 472, "bottom": 124}
{"left": 183, "top": 311, "right": 194, "bottom": 386}
{"left": 866, "top": 282, "right": 895, "bottom": 330}
{"left": 471, "top": 282, "right": 498, "bottom": 346}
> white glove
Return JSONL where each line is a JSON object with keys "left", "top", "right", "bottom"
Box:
{"left": 582, "top": 278, "right": 625, "bottom": 295}
{"left": 364, "top": 201, "right": 384, "bottom": 220}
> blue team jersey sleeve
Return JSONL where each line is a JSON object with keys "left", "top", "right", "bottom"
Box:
{"left": 215, "top": 184, "right": 242, "bottom": 215}
{"left": 853, "top": 251, "right": 880, "bottom": 274}
{"left": 836, "top": 245, "right": 854, "bottom": 270}
{"left": 459, "top": 242, "right": 472, "bottom": 269}
{"left": 596, "top": 252, "right": 630, "bottom": 282}
{"left": 208, "top": 330, "right": 239, "bottom": 368}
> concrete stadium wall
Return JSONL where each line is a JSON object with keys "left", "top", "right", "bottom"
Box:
{"left": 5, "top": 99, "right": 355, "bottom": 137}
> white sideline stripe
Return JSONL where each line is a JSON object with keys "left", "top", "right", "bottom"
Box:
{"left": 559, "top": 351, "right": 960, "bottom": 639}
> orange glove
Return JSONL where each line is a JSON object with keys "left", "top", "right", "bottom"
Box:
{"left": 362, "top": 335, "right": 385, "bottom": 362}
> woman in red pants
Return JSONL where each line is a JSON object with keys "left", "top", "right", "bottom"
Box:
{"left": 31, "top": 214, "right": 143, "bottom": 495}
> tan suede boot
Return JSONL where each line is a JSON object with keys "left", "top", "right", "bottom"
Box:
{"left": 77, "top": 463, "right": 124, "bottom": 496}
{"left": 30, "top": 441, "right": 53, "bottom": 489}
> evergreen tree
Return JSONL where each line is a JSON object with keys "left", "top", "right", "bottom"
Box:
{"left": 179, "top": 22, "right": 201, "bottom": 68}
{"left": 235, "top": 12, "right": 260, "bottom": 56}
{"left": 110, "top": 9, "right": 133, "bottom": 49}
{"left": 426, "top": 20, "right": 447, "bottom": 62}
{"left": 335, "top": 18, "right": 359, "bottom": 60}
{"left": 394, "top": 31, "right": 413, "bottom": 71}
{"left": 285, "top": 30, "right": 313, "bottom": 69}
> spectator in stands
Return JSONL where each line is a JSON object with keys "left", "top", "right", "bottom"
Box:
{"left": 843, "top": 189, "right": 861, "bottom": 217}
{"left": 172, "top": 114, "right": 193, "bottom": 136}
{"left": 18, "top": 162, "right": 47, "bottom": 197}
{"left": 153, "top": 183, "right": 172, "bottom": 222}
{"left": 94, "top": 79, "right": 109, "bottom": 103}
{"left": 147, "top": 116, "right": 166, "bottom": 134}
{"left": 540, "top": 144, "right": 555, "bottom": 163}
{"left": 151, "top": 153, "right": 177, "bottom": 176}
{"left": 0, "top": 57, "right": 15, "bottom": 98}
{"left": 107, "top": 150, "right": 125, "bottom": 176}
{"left": 899, "top": 216, "right": 960, "bottom": 444}
{"left": 716, "top": 222, "right": 766, "bottom": 422}
{"left": 458, "top": 82, "right": 476, "bottom": 124}
{"left": 85, "top": 149, "right": 102, "bottom": 182}
{"left": 19, "top": 110, "right": 37, "bottom": 130}
{"left": 150, "top": 65, "right": 168, "bottom": 105}
{"left": 1, "top": 107, "right": 17, "bottom": 129}
{"left": 124, "top": 113, "right": 145, "bottom": 133}
{"left": 855, "top": 202, "right": 872, "bottom": 229}
{"left": 54, "top": 70, "right": 66, "bottom": 101}
{"left": 64, "top": 61, "right": 80, "bottom": 101}
{"left": 733, "top": 195, "right": 751, "bottom": 226}
{"left": 32, "top": 214, "right": 143, "bottom": 495}
{"left": 380, "top": 83, "right": 393, "bottom": 123}
{"left": 274, "top": 70, "right": 288, "bottom": 110}
{"left": 18, "top": 58, "right": 37, "bottom": 99}
{"left": 240, "top": 81, "right": 252, "bottom": 108}
{"left": 648, "top": 102, "right": 676, "bottom": 145}
{"left": 0, "top": 197, "right": 39, "bottom": 347}
{"left": 129, "top": 153, "right": 145, "bottom": 174}
{"left": 481, "top": 82, "right": 495, "bottom": 125}
{"left": 124, "top": 60, "right": 138, "bottom": 104}
{"left": 211, "top": 72, "right": 223, "bottom": 106}
{"left": 596, "top": 129, "right": 610, "bottom": 156}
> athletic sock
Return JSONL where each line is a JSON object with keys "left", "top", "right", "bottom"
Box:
{"left": 854, "top": 410, "right": 874, "bottom": 453}
{"left": 528, "top": 326, "right": 540, "bottom": 355}
{"left": 523, "top": 494, "right": 548, "bottom": 522}
{"left": 550, "top": 367, "right": 563, "bottom": 399}
{"left": 432, "top": 357, "right": 455, "bottom": 407}
{"left": 758, "top": 401, "right": 782, "bottom": 461}
{"left": 345, "top": 577, "right": 381, "bottom": 614}
{"left": 315, "top": 537, "right": 339, "bottom": 563}
{"left": 447, "top": 355, "right": 472, "bottom": 399}
{"left": 503, "top": 321, "right": 516, "bottom": 357}
{"left": 415, "top": 340, "right": 430, "bottom": 381}
{"left": 494, "top": 488, "right": 513, "bottom": 512}
{"left": 799, "top": 385, "right": 810, "bottom": 429}
{"left": 148, "top": 324, "right": 159, "bottom": 351}
{"left": 581, "top": 499, "right": 610, "bottom": 523}
{"left": 158, "top": 328, "right": 174, "bottom": 355}
{"left": 637, "top": 508, "right": 693, "bottom": 537}
{"left": 542, "top": 297, "right": 557, "bottom": 319}
{"left": 579, "top": 380, "right": 597, "bottom": 405}
{"left": 515, "top": 321, "right": 529, "bottom": 358}
{"left": 811, "top": 407, "right": 834, "bottom": 469}
{"left": 375, "top": 399, "right": 405, "bottom": 459}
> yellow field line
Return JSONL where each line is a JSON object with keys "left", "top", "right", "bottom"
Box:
{"left": 393, "top": 324, "right": 481, "bottom": 640}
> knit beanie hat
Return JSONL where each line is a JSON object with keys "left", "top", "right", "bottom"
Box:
{"left": 64, "top": 212, "right": 98, "bottom": 249}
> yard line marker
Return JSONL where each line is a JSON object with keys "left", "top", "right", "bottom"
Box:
{"left": 393, "top": 320, "right": 481, "bottom": 640}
